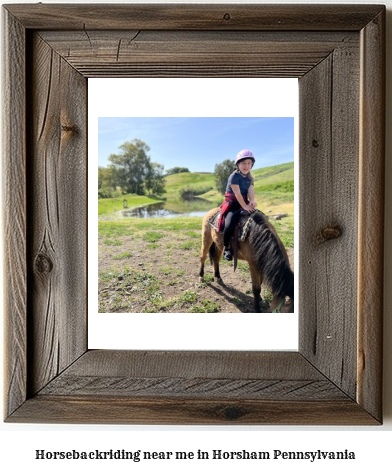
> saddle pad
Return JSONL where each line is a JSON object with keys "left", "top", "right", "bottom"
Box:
{"left": 208, "top": 209, "right": 262, "bottom": 240}
{"left": 207, "top": 210, "right": 221, "bottom": 232}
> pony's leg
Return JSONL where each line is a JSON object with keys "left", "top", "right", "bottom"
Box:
{"left": 249, "top": 263, "right": 262, "bottom": 312}
{"left": 211, "top": 242, "right": 223, "bottom": 280}
{"left": 199, "top": 230, "right": 213, "bottom": 280}
{"left": 199, "top": 248, "right": 208, "bottom": 280}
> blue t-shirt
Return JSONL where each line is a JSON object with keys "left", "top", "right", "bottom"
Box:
{"left": 226, "top": 171, "right": 253, "bottom": 196}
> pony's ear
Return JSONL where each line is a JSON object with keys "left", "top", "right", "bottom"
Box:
{"left": 286, "top": 297, "right": 294, "bottom": 311}
{"left": 281, "top": 298, "right": 294, "bottom": 313}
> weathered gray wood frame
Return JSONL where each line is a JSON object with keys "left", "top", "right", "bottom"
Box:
{"left": 3, "top": 4, "right": 385, "bottom": 424}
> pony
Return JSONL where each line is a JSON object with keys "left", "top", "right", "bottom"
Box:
{"left": 199, "top": 208, "right": 294, "bottom": 313}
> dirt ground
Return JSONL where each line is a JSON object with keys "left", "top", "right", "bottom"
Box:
{"left": 98, "top": 229, "right": 294, "bottom": 314}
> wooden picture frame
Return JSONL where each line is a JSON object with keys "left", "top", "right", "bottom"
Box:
{"left": 3, "top": 4, "right": 385, "bottom": 424}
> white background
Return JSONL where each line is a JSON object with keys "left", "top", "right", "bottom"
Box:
{"left": 1, "top": 1, "right": 391, "bottom": 473}
{"left": 88, "top": 77, "right": 299, "bottom": 351}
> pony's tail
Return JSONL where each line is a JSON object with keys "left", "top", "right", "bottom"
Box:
{"left": 209, "top": 242, "right": 216, "bottom": 265}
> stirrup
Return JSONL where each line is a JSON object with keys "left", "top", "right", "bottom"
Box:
{"left": 223, "top": 249, "right": 233, "bottom": 261}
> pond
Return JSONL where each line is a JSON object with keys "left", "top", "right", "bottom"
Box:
{"left": 123, "top": 202, "right": 209, "bottom": 219}
{"left": 100, "top": 200, "right": 217, "bottom": 220}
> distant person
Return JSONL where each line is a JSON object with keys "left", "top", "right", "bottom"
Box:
{"left": 218, "top": 149, "right": 257, "bottom": 261}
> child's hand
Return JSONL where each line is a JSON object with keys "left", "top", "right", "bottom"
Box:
{"left": 244, "top": 204, "right": 255, "bottom": 213}
{"left": 249, "top": 201, "right": 257, "bottom": 209}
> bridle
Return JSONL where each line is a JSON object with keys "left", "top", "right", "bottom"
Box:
{"left": 272, "top": 299, "right": 286, "bottom": 313}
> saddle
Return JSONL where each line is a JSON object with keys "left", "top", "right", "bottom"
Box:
{"left": 208, "top": 209, "right": 261, "bottom": 271}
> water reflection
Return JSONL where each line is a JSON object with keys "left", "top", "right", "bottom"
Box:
{"left": 100, "top": 200, "right": 215, "bottom": 220}
{"left": 123, "top": 202, "right": 208, "bottom": 219}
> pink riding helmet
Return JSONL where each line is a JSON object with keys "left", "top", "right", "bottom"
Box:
{"left": 235, "top": 149, "right": 255, "bottom": 166}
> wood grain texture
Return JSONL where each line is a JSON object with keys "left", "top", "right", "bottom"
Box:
{"left": 13, "top": 351, "right": 375, "bottom": 424}
{"left": 299, "top": 41, "right": 360, "bottom": 399}
{"left": 2, "top": 9, "right": 27, "bottom": 419}
{"left": 357, "top": 9, "right": 385, "bottom": 422}
{"left": 37, "top": 351, "right": 346, "bottom": 400}
{"left": 9, "top": 396, "right": 378, "bottom": 425}
{"left": 27, "top": 33, "right": 87, "bottom": 396}
{"left": 39, "top": 376, "right": 347, "bottom": 400}
{"left": 4, "top": 4, "right": 384, "bottom": 31}
{"left": 38, "top": 30, "right": 358, "bottom": 78}
{"left": 58, "top": 350, "right": 325, "bottom": 379}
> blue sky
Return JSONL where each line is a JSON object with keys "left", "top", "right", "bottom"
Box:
{"left": 98, "top": 117, "right": 294, "bottom": 173}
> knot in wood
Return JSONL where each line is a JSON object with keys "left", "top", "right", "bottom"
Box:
{"left": 34, "top": 252, "right": 53, "bottom": 274}
{"left": 223, "top": 13, "right": 231, "bottom": 21}
{"left": 61, "top": 124, "right": 77, "bottom": 134}
{"left": 314, "top": 225, "right": 342, "bottom": 245}
{"left": 223, "top": 405, "right": 244, "bottom": 420}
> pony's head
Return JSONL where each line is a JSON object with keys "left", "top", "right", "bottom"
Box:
{"left": 271, "top": 296, "right": 294, "bottom": 313}
{"left": 247, "top": 211, "right": 294, "bottom": 312}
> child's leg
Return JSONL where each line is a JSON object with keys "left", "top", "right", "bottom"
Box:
{"left": 223, "top": 207, "right": 241, "bottom": 248}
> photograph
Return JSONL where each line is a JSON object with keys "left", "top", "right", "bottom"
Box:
{"left": 97, "top": 117, "right": 295, "bottom": 314}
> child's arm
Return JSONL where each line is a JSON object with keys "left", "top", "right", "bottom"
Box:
{"left": 231, "top": 184, "right": 254, "bottom": 212}
{"left": 247, "top": 185, "right": 257, "bottom": 209}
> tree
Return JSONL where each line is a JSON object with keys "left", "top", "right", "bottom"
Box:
{"left": 108, "top": 139, "right": 151, "bottom": 195}
{"left": 144, "top": 162, "right": 166, "bottom": 196}
{"left": 214, "top": 159, "right": 235, "bottom": 195}
{"left": 166, "top": 167, "right": 190, "bottom": 176}
{"left": 98, "top": 165, "right": 116, "bottom": 189}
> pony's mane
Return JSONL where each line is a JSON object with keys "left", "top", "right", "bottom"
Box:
{"left": 247, "top": 212, "right": 294, "bottom": 299}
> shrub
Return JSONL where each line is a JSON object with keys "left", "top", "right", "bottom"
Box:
{"left": 179, "top": 185, "right": 213, "bottom": 200}
{"left": 98, "top": 187, "right": 124, "bottom": 199}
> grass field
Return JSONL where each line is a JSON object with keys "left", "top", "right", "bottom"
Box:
{"left": 98, "top": 194, "right": 164, "bottom": 216}
{"left": 98, "top": 214, "right": 294, "bottom": 313}
{"left": 98, "top": 162, "right": 294, "bottom": 313}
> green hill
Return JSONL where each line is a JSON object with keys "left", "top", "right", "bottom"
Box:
{"left": 252, "top": 162, "right": 294, "bottom": 182}
{"left": 165, "top": 162, "right": 293, "bottom": 193}
{"left": 164, "top": 162, "right": 294, "bottom": 209}
{"left": 251, "top": 162, "right": 294, "bottom": 206}
{"left": 165, "top": 172, "right": 215, "bottom": 197}
{"left": 98, "top": 162, "right": 294, "bottom": 217}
